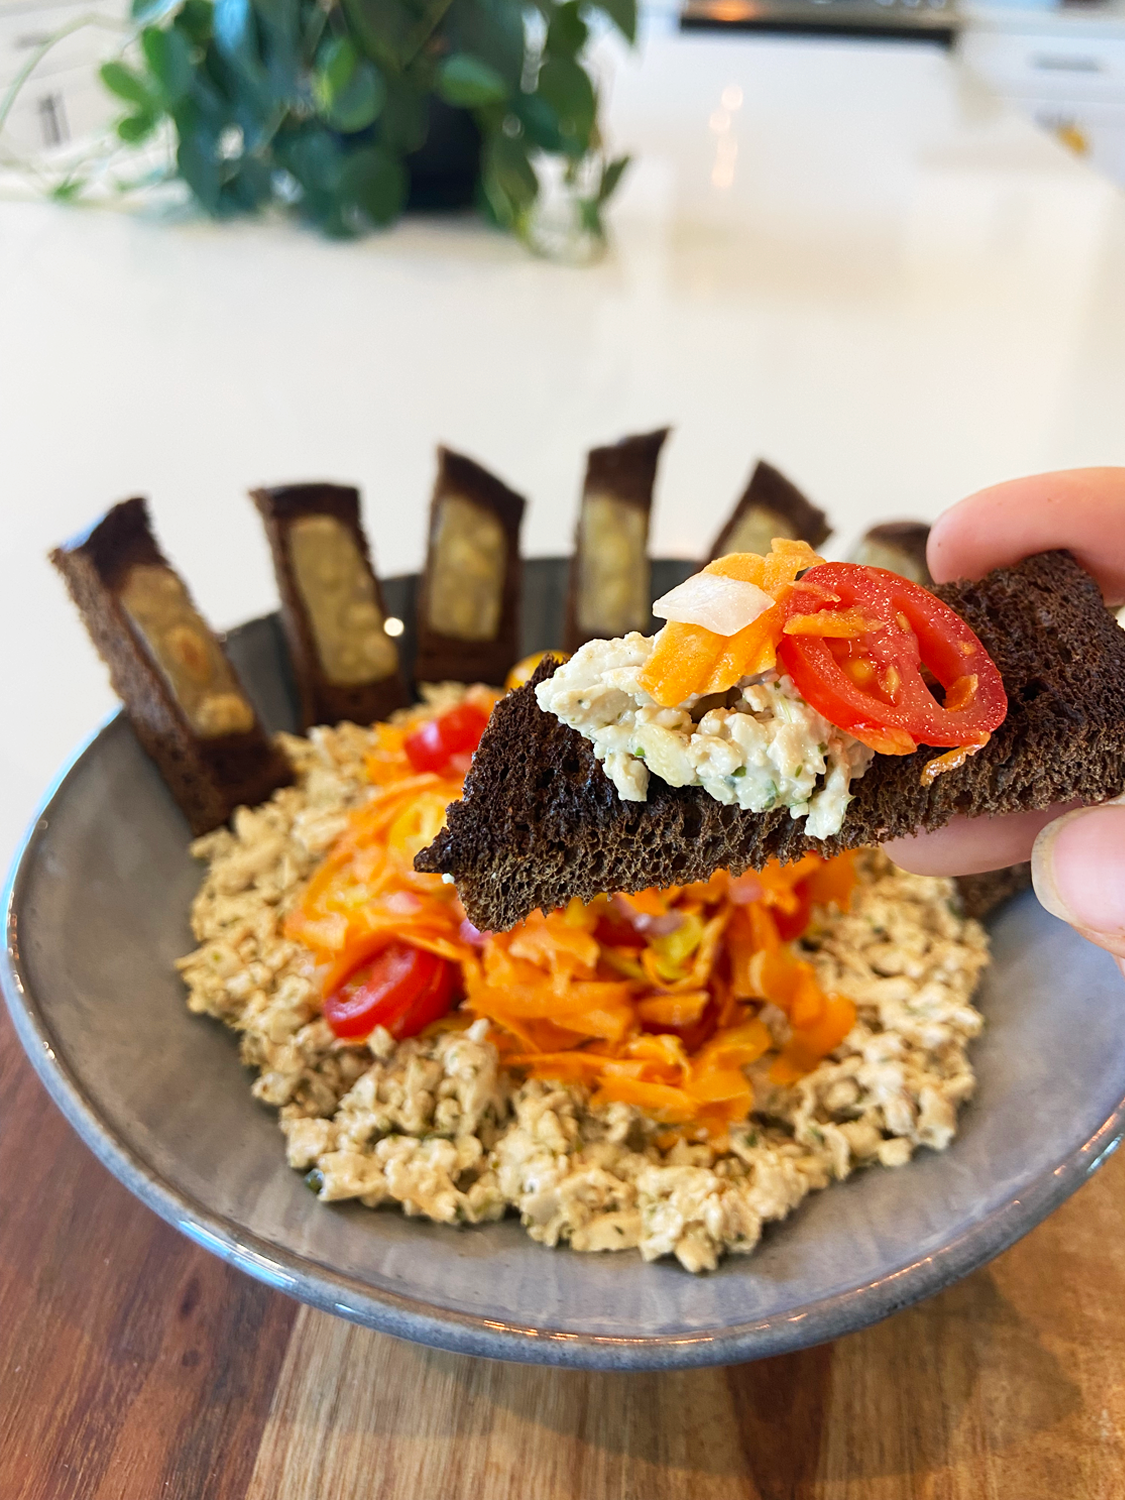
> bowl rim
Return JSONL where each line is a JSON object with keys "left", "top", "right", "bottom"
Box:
{"left": 5, "top": 629, "right": 1125, "bottom": 1371}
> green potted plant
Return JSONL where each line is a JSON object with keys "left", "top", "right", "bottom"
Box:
{"left": 82, "top": 0, "right": 634, "bottom": 246}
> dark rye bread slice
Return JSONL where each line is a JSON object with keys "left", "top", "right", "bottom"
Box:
{"left": 954, "top": 863, "right": 1033, "bottom": 921}
{"left": 51, "top": 497, "right": 292, "bottom": 836}
{"left": 565, "top": 429, "right": 669, "bottom": 652}
{"left": 850, "top": 521, "right": 933, "bottom": 586}
{"left": 706, "top": 461, "right": 830, "bottom": 563}
{"left": 251, "top": 481, "right": 409, "bottom": 728}
{"left": 414, "top": 448, "right": 526, "bottom": 687}
{"left": 416, "top": 550, "right": 1125, "bottom": 931}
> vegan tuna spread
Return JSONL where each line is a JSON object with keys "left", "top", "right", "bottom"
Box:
{"left": 536, "top": 633, "right": 873, "bottom": 839}
{"left": 537, "top": 541, "right": 1008, "bottom": 840}
{"left": 179, "top": 677, "right": 992, "bottom": 1273}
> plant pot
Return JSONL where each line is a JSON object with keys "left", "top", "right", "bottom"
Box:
{"left": 405, "top": 98, "right": 482, "bottom": 212}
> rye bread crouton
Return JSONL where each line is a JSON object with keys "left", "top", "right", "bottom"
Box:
{"left": 706, "top": 461, "right": 830, "bottom": 563}
{"left": 416, "top": 551, "right": 1125, "bottom": 931}
{"left": 251, "top": 481, "right": 409, "bottom": 729}
{"left": 51, "top": 498, "right": 292, "bottom": 836}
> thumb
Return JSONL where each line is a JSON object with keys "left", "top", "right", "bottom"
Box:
{"left": 1032, "top": 798, "right": 1125, "bottom": 965}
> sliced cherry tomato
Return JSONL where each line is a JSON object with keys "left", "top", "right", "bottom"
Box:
{"left": 772, "top": 879, "right": 813, "bottom": 943}
{"left": 395, "top": 953, "right": 458, "bottom": 1037}
{"left": 404, "top": 703, "right": 491, "bottom": 776}
{"left": 324, "top": 942, "right": 457, "bottom": 1040}
{"left": 594, "top": 914, "right": 646, "bottom": 950}
{"left": 776, "top": 563, "right": 1007, "bottom": 753}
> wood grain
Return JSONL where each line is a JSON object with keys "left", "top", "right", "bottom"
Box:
{"left": 247, "top": 1144, "right": 1125, "bottom": 1500}
{"left": 0, "top": 1006, "right": 298, "bottom": 1500}
{"left": 6, "top": 986, "right": 1125, "bottom": 1500}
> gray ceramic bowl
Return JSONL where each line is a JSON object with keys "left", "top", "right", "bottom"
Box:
{"left": 5, "top": 562, "right": 1125, "bottom": 1370}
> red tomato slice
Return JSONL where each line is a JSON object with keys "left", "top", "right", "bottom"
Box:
{"left": 404, "top": 703, "right": 491, "bottom": 776}
{"left": 436, "top": 702, "right": 492, "bottom": 755}
{"left": 402, "top": 717, "right": 449, "bottom": 774}
{"left": 777, "top": 564, "right": 1007, "bottom": 751}
{"left": 594, "top": 914, "right": 646, "bottom": 949}
{"left": 394, "top": 954, "right": 458, "bottom": 1038}
{"left": 772, "top": 880, "right": 813, "bottom": 943}
{"left": 324, "top": 943, "right": 457, "bottom": 1040}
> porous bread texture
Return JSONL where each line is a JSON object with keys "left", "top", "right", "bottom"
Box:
{"left": 416, "top": 551, "right": 1125, "bottom": 932}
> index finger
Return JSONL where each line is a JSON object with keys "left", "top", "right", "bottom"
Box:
{"left": 927, "top": 468, "right": 1125, "bottom": 608}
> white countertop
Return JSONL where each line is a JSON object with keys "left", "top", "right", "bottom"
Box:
{"left": 3, "top": 30, "right": 1125, "bottom": 860}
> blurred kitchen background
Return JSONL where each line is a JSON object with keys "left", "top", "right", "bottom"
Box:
{"left": 5, "top": 0, "right": 1125, "bottom": 180}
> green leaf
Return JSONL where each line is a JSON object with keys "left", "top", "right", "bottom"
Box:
{"left": 212, "top": 0, "right": 256, "bottom": 67}
{"left": 131, "top": 0, "right": 177, "bottom": 23}
{"left": 318, "top": 35, "right": 358, "bottom": 97}
{"left": 175, "top": 0, "right": 213, "bottom": 45}
{"left": 340, "top": 143, "right": 406, "bottom": 225}
{"left": 313, "top": 37, "right": 385, "bottom": 131}
{"left": 441, "top": 0, "right": 523, "bottom": 92}
{"left": 141, "top": 25, "right": 194, "bottom": 106}
{"left": 209, "top": 0, "right": 276, "bottom": 110}
{"left": 340, "top": 0, "right": 420, "bottom": 71}
{"left": 436, "top": 53, "right": 508, "bottom": 108}
{"left": 378, "top": 76, "right": 428, "bottom": 152}
{"left": 589, "top": 0, "right": 637, "bottom": 44}
{"left": 597, "top": 152, "right": 629, "bottom": 203}
{"left": 177, "top": 121, "right": 223, "bottom": 212}
{"left": 51, "top": 176, "right": 86, "bottom": 201}
{"left": 333, "top": 63, "right": 385, "bottom": 132}
{"left": 117, "top": 108, "right": 159, "bottom": 141}
{"left": 481, "top": 131, "right": 536, "bottom": 227}
{"left": 225, "top": 154, "right": 273, "bottom": 209}
{"left": 579, "top": 194, "right": 602, "bottom": 236}
{"left": 546, "top": 2, "right": 588, "bottom": 59}
{"left": 535, "top": 55, "right": 595, "bottom": 145}
{"left": 99, "top": 61, "right": 156, "bottom": 110}
{"left": 275, "top": 123, "right": 352, "bottom": 228}
{"left": 514, "top": 92, "right": 564, "bottom": 153}
{"left": 254, "top": 0, "right": 300, "bottom": 49}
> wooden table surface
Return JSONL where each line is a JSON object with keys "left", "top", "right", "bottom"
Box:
{"left": 4, "top": 998, "right": 1125, "bottom": 1500}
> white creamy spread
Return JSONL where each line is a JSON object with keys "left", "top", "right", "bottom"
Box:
{"left": 536, "top": 633, "right": 874, "bottom": 840}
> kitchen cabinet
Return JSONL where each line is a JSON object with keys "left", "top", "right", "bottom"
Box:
{"left": 0, "top": 0, "right": 118, "bottom": 156}
{"left": 961, "top": 3, "right": 1125, "bottom": 183}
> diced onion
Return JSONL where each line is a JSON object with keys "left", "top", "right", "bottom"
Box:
{"left": 652, "top": 572, "right": 775, "bottom": 636}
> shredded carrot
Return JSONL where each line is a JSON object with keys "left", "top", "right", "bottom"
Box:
{"left": 920, "top": 733, "right": 990, "bottom": 787}
{"left": 638, "top": 540, "right": 826, "bottom": 707}
{"left": 782, "top": 608, "right": 886, "bottom": 639}
{"left": 285, "top": 689, "right": 861, "bottom": 1137}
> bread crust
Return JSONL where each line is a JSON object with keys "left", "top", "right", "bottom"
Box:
{"left": 417, "top": 550, "right": 1125, "bottom": 931}
{"left": 851, "top": 521, "right": 933, "bottom": 585}
{"left": 251, "top": 482, "right": 409, "bottom": 728}
{"left": 51, "top": 498, "right": 292, "bottom": 836}
{"left": 564, "top": 429, "right": 669, "bottom": 652}
{"left": 706, "top": 460, "right": 830, "bottom": 562}
{"left": 413, "top": 448, "right": 526, "bottom": 686}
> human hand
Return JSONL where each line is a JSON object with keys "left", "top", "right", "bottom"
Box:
{"left": 884, "top": 468, "right": 1125, "bottom": 971}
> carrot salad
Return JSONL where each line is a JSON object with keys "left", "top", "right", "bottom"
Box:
{"left": 284, "top": 688, "right": 861, "bottom": 1137}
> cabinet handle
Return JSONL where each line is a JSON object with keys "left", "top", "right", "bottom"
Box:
{"left": 1031, "top": 54, "right": 1103, "bottom": 72}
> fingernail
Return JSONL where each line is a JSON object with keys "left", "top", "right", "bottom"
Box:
{"left": 1032, "top": 798, "right": 1125, "bottom": 939}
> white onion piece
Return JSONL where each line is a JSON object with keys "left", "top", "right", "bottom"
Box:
{"left": 651, "top": 572, "right": 775, "bottom": 636}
